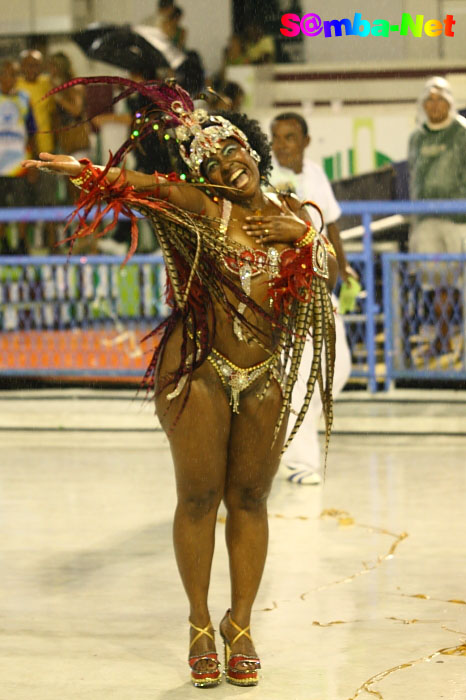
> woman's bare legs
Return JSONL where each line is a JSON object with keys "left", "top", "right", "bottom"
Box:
{"left": 156, "top": 364, "right": 231, "bottom": 665}
{"left": 221, "top": 379, "right": 287, "bottom": 662}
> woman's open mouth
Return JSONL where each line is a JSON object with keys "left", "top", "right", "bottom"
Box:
{"left": 229, "top": 167, "right": 249, "bottom": 189}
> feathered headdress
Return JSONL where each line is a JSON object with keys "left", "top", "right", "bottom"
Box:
{"left": 43, "top": 76, "right": 260, "bottom": 175}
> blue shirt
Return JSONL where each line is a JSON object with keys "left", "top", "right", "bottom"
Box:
{"left": 0, "top": 89, "right": 36, "bottom": 176}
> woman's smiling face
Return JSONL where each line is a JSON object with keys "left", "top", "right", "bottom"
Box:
{"left": 202, "top": 138, "right": 260, "bottom": 200}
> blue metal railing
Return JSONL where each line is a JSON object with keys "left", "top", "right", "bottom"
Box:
{"left": 1, "top": 201, "right": 466, "bottom": 388}
{"left": 0, "top": 254, "right": 167, "bottom": 378}
{"left": 382, "top": 252, "right": 466, "bottom": 388}
{"left": 339, "top": 201, "right": 466, "bottom": 390}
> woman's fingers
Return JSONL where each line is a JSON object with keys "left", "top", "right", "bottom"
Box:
{"left": 245, "top": 216, "right": 272, "bottom": 223}
{"left": 21, "top": 157, "right": 80, "bottom": 176}
{"left": 22, "top": 153, "right": 61, "bottom": 168}
{"left": 22, "top": 160, "right": 49, "bottom": 169}
{"left": 243, "top": 223, "right": 271, "bottom": 232}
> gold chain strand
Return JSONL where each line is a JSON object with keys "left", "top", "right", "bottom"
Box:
{"left": 392, "top": 591, "right": 466, "bottom": 606}
{"left": 442, "top": 625, "right": 466, "bottom": 637}
{"left": 300, "top": 510, "right": 408, "bottom": 599}
{"left": 347, "top": 642, "right": 466, "bottom": 700}
{"left": 312, "top": 617, "right": 447, "bottom": 628}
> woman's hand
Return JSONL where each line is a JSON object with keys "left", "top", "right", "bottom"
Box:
{"left": 21, "top": 152, "right": 84, "bottom": 177}
{"left": 242, "top": 215, "right": 308, "bottom": 245}
{"left": 341, "top": 263, "right": 360, "bottom": 283}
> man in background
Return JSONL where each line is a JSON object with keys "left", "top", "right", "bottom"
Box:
{"left": 0, "top": 60, "right": 36, "bottom": 254}
{"left": 269, "top": 112, "right": 356, "bottom": 485}
{"left": 408, "top": 77, "right": 466, "bottom": 357}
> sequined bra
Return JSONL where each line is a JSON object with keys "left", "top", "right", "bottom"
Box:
{"left": 219, "top": 196, "right": 288, "bottom": 281}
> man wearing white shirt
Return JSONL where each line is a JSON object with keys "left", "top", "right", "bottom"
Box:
{"left": 269, "top": 112, "right": 356, "bottom": 484}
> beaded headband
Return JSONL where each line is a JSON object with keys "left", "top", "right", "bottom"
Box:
{"left": 171, "top": 101, "right": 261, "bottom": 175}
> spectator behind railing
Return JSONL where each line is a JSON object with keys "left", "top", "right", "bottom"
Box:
{"left": 268, "top": 111, "right": 355, "bottom": 485}
{"left": 244, "top": 22, "right": 276, "bottom": 64}
{"left": 0, "top": 60, "right": 37, "bottom": 255}
{"left": 408, "top": 76, "right": 466, "bottom": 357}
{"left": 49, "top": 53, "right": 90, "bottom": 162}
{"left": 224, "top": 35, "right": 249, "bottom": 67}
{"left": 48, "top": 52, "right": 91, "bottom": 207}
{"left": 17, "top": 49, "right": 58, "bottom": 251}
{"left": 209, "top": 35, "right": 247, "bottom": 112}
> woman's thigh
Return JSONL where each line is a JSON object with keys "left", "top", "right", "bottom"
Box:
{"left": 156, "top": 362, "right": 232, "bottom": 497}
{"left": 225, "top": 378, "right": 287, "bottom": 503}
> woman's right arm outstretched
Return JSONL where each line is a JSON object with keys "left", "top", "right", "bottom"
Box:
{"left": 22, "top": 152, "right": 215, "bottom": 215}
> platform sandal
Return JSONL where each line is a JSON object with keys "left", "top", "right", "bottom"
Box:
{"left": 188, "top": 621, "right": 222, "bottom": 688}
{"left": 220, "top": 610, "right": 261, "bottom": 686}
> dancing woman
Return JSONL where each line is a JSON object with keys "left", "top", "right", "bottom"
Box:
{"left": 23, "top": 79, "right": 337, "bottom": 688}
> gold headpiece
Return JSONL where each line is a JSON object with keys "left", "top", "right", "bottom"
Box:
{"left": 171, "top": 101, "right": 261, "bottom": 175}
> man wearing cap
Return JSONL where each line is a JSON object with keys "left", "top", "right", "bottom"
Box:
{"left": 409, "top": 76, "right": 466, "bottom": 356}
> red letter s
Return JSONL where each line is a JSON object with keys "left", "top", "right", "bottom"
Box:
{"left": 281, "top": 13, "right": 301, "bottom": 37}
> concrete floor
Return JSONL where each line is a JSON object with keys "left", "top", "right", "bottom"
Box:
{"left": 0, "top": 389, "right": 465, "bottom": 700}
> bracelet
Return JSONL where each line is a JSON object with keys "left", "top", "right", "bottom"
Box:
{"left": 70, "top": 165, "right": 111, "bottom": 192}
{"left": 69, "top": 173, "right": 87, "bottom": 188}
{"left": 70, "top": 172, "right": 108, "bottom": 192}
{"left": 295, "top": 221, "right": 316, "bottom": 248}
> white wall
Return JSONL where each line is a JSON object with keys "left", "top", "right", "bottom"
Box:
{"left": 175, "top": 0, "right": 231, "bottom": 76}
{"left": 2, "top": 0, "right": 73, "bottom": 34}
{"left": 298, "top": 0, "right": 453, "bottom": 64}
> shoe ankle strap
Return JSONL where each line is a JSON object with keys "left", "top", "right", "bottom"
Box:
{"left": 228, "top": 613, "right": 253, "bottom": 646}
{"left": 189, "top": 620, "right": 215, "bottom": 650}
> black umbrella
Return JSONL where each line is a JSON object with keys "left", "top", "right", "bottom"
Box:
{"left": 72, "top": 23, "right": 119, "bottom": 53}
{"left": 72, "top": 24, "right": 185, "bottom": 78}
{"left": 72, "top": 24, "right": 205, "bottom": 93}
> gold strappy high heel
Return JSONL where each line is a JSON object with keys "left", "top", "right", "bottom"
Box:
{"left": 188, "top": 620, "right": 222, "bottom": 688}
{"left": 220, "top": 610, "right": 261, "bottom": 686}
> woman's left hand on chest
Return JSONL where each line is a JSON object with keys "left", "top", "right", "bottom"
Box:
{"left": 242, "top": 215, "right": 307, "bottom": 245}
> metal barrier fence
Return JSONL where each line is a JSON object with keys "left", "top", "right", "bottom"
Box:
{"left": 0, "top": 255, "right": 166, "bottom": 378}
{"left": 1, "top": 201, "right": 466, "bottom": 387}
{"left": 382, "top": 253, "right": 466, "bottom": 389}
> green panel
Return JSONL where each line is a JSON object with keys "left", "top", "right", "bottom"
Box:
{"left": 323, "top": 157, "right": 334, "bottom": 180}
{"left": 117, "top": 265, "right": 140, "bottom": 317}
{"left": 375, "top": 151, "right": 393, "bottom": 167}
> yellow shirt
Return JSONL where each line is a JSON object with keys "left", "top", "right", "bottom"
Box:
{"left": 17, "top": 74, "right": 55, "bottom": 153}
{"left": 246, "top": 36, "right": 275, "bottom": 63}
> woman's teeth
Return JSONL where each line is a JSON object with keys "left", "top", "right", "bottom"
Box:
{"left": 231, "top": 170, "right": 249, "bottom": 187}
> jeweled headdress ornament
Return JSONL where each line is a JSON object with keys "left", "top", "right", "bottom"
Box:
{"left": 43, "top": 76, "right": 260, "bottom": 176}
{"left": 171, "top": 101, "right": 260, "bottom": 175}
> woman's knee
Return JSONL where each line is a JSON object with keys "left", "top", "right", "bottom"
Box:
{"left": 177, "top": 487, "right": 223, "bottom": 521}
{"left": 224, "top": 484, "right": 270, "bottom": 514}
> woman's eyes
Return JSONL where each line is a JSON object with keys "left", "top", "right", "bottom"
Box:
{"left": 223, "top": 144, "right": 237, "bottom": 156}
{"left": 205, "top": 145, "right": 238, "bottom": 173}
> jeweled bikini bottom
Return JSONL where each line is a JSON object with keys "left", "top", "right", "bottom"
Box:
{"left": 207, "top": 346, "right": 283, "bottom": 413}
